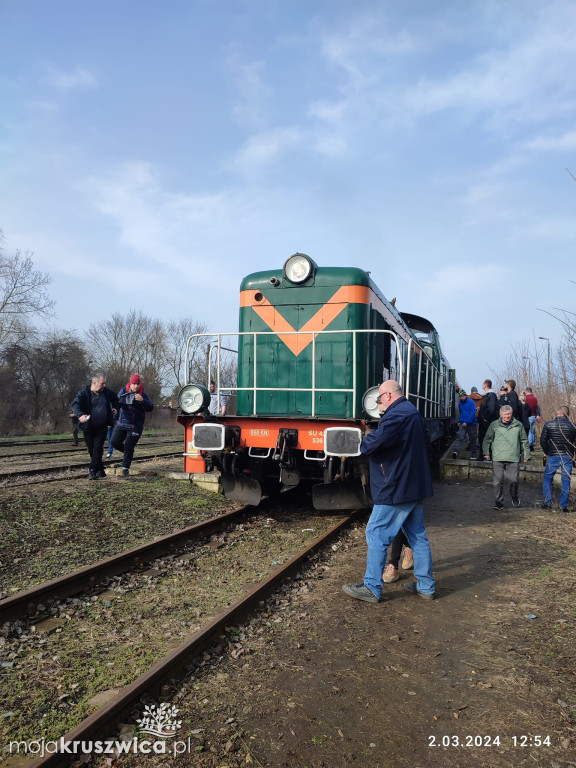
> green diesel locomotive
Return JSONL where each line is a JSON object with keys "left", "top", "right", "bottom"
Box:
{"left": 178, "top": 253, "right": 456, "bottom": 509}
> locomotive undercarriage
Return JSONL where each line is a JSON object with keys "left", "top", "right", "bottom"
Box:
{"left": 209, "top": 443, "right": 372, "bottom": 510}
{"left": 185, "top": 412, "right": 453, "bottom": 509}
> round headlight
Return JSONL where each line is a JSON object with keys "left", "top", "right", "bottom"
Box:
{"left": 362, "top": 386, "right": 381, "bottom": 420}
{"left": 178, "top": 384, "right": 210, "bottom": 414}
{"left": 283, "top": 253, "right": 315, "bottom": 284}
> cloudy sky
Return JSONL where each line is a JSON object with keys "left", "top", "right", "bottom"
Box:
{"left": 1, "top": 0, "right": 574, "bottom": 390}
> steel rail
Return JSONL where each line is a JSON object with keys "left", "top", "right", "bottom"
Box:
{"left": 0, "top": 507, "right": 251, "bottom": 622}
{"left": 0, "top": 433, "right": 179, "bottom": 449}
{"left": 0, "top": 452, "right": 181, "bottom": 480}
{"left": 0, "top": 447, "right": 86, "bottom": 459}
{"left": 0, "top": 439, "right": 181, "bottom": 460}
{"left": 0, "top": 438, "right": 76, "bottom": 448}
{"left": 24, "top": 509, "right": 361, "bottom": 768}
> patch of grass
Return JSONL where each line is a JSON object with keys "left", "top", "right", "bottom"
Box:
{"left": 0, "top": 508, "right": 343, "bottom": 747}
{"left": 0, "top": 478, "right": 237, "bottom": 592}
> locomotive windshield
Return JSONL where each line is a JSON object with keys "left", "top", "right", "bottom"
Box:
{"left": 413, "top": 329, "right": 434, "bottom": 344}
{"left": 399, "top": 312, "right": 436, "bottom": 345}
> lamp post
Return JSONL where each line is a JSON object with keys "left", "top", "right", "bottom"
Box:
{"left": 538, "top": 337, "right": 551, "bottom": 390}
{"left": 522, "top": 356, "right": 531, "bottom": 385}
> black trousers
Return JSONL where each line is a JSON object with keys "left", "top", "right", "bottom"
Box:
{"left": 111, "top": 427, "right": 141, "bottom": 469}
{"left": 388, "top": 529, "right": 410, "bottom": 568}
{"left": 478, "top": 420, "right": 494, "bottom": 456}
{"left": 83, "top": 425, "right": 108, "bottom": 473}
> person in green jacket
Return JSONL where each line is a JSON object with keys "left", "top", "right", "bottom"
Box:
{"left": 483, "top": 405, "right": 530, "bottom": 510}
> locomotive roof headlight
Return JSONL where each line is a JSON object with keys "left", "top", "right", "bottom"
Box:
{"left": 178, "top": 384, "right": 210, "bottom": 414}
{"left": 283, "top": 253, "right": 316, "bottom": 284}
{"left": 362, "top": 386, "right": 382, "bottom": 420}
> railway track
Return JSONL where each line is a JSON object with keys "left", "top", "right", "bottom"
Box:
{"left": 0, "top": 444, "right": 177, "bottom": 460}
{"left": 18, "top": 509, "right": 361, "bottom": 768}
{"left": 0, "top": 437, "right": 181, "bottom": 462}
{"left": 0, "top": 507, "right": 251, "bottom": 623}
{"left": 0, "top": 444, "right": 183, "bottom": 486}
{"left": 0, "top": 452, "right": 180, "bottom": 478}
{"left": 0, "top": 438, "right": 82, "bottom": 448}
{"left": 0, "top": 433, "right": 179, "bottom": 450}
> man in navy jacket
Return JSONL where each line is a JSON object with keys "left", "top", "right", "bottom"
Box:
{"left": 72, "top": 373, "right": 119, "bottom": 479}
{"left": 111, "top": 374, "right": 154, "bottom": 478}
{"left": 342, "top": 380, "right": 435, "bottom": 603}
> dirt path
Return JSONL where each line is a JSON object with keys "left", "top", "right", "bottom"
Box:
{"left": 144, "top": 478, "right": 574, "bottom": 768}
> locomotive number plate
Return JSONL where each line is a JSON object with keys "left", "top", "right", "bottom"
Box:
{"left": 308, "top": 429, "right": 325, "bottom": 444}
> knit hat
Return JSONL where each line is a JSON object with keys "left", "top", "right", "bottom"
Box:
{"left": 459, "top": 390, "right": 467, "bottom": 397}
{"left": 471, "top": 386, "right": 478, "bottom": 393}
{"left": 129, "top": 374, "right": 141, "bottom": 385}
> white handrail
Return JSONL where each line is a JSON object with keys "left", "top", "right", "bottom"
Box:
{"left": 184, "top": 329, "right": 450, "bottom": 417}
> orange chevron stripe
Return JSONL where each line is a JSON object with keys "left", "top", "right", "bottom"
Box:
{"left": 240, "top": 285, "right": 371, "bottom": 356}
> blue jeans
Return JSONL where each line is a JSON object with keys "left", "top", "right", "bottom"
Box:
{"left": 364, "top": 501, "right": 435, "bottom": 598}
{"left": 453, "top": 424, "right": 479, "bottom": 457}
{"left": 106, "top": 425, "right": 114, "bottom": 456}
{"left": 543, "top": 454, "right": 573, "bottom": 508}
{"left": 528, "top": 415, "right": 536, "bottom": 447}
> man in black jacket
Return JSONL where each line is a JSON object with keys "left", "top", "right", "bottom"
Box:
{"left": 540, "top": 408, "right": 576, "bottom": 512}
{"left": 498, "top": 379, "right": 523, "bottom": 421}
{"left": 72, "top": 373, "right": 119, "bottom": 479}
{"left": 478, "top": 379, "right": 499, "bottom": 456}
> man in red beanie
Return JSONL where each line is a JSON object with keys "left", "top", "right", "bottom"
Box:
{"left": 111, "top": 374, "right": 154, "bottom": 478}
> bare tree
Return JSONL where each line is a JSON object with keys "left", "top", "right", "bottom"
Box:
{"left": 85, "top": 312, "right": 219, "bottom": 399}
{"left": 555, "top": 311, "right": 576, "bottom": 408}
{"left": 165, "top": 317, "right": 209, "bottom": 390}
{"left": 502, "top": 315, "right": 576, "bottom": 422}
{"left": 0, "top": 237, "right": 55, "bottom": 346}
{"left": 85, "top": 309, "right": 170, "bottom": 387}
{"left": 0, "top": 330, "right": 90, "bottom": 434}
{"left": 531, "top": 286, "right": 576, "bottom": 415}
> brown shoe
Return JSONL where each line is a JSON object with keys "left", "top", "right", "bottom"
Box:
{"left": 401, "top": 547, "right": 414, "bottom": 570}
{"left": 383, "top": 564, "right": 399, "bottom": 583}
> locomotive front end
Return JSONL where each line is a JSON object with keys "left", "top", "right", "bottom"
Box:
{"left": 177, "top": 254, "right": 383, "bottom": 508}
{"left": 177, "top": 253, "right": 456, "bottom": 509}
